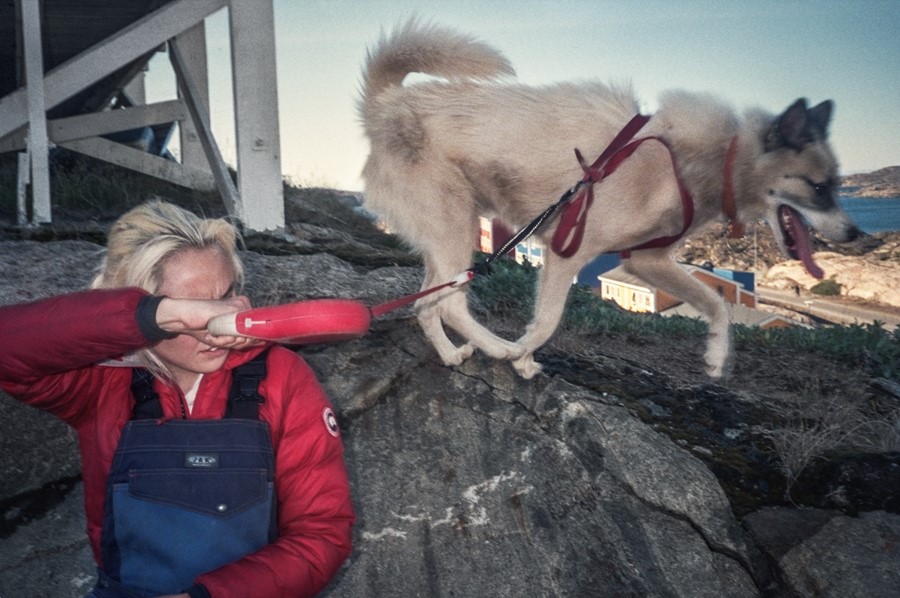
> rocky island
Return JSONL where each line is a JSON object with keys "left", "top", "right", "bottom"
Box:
{"left": 841, "top": 165, "right": 900, "bottom": 198}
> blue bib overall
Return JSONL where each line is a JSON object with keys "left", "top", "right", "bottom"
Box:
{"left": 90, "top": 350, "right": 276, "bottom": 597}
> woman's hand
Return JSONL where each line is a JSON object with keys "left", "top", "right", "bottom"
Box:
{"left": 155, "top": 295, "right": 262, "bottom": 350}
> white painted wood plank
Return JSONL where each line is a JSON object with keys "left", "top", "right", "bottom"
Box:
{"left": 60, "top": 137, "right": 217, "bottom": 191}
{"left": 229, "top": 0, "right": 284, "bottom": 232}
{"left": 175, "top": 23, "right": 211, "bottom": 173}
{"left": 21, "top": 0, "right": 51, "bottom": 223}
{"left": 0, "top": 101, "right": 188, "bottom": 153}
{"left": 169, "top": 37, "right": 241, "bottom": 215}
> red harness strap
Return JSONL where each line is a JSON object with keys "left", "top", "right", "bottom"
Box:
{"left": 551, "top": 114, "right": 651, "bottom": 257}
{"left": 551, "top": 114, "right": 698, "bottom": 259}
{"left": 616, "top": 135, "right": 695, "bottom": 258}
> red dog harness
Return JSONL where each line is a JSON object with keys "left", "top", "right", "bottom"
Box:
{"left": 551, "top": 115, "right": 742, "bottom": 258}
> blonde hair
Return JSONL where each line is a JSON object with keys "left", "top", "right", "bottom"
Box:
{"left": 91, "top": 200, "right": 244, "bottom": 377}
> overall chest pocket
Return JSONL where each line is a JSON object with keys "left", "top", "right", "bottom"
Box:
{"left": 125, "top": 468, "right": 269, "bottom": 517}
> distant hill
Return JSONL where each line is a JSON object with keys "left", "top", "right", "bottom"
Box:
{"left": 841, "top": 166, "right": 900, "bottom": 198}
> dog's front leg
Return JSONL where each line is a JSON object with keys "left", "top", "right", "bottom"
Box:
{"left": 623, "top": 249, "right": 733, "bottom": 378}
{"left": 511, "top": 253, "right": 584, "bottom": 379}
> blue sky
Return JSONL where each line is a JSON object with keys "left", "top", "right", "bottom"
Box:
{"left": 147, "top": 0, "right": 900, "bottom": 191}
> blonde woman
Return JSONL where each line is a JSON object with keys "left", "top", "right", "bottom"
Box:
{"left": 0, "top": 201, "right": 354, "bottom": 598}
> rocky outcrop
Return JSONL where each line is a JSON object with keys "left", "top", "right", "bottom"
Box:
{"left": 2, "top": 236, "right": 898, "bottom": 598}
{"left": 777, "top": 511, "right": 900, "bottom": 597}
{"left": 764, "top": 250, "right": 900, "bottom": 307}
{"left": 841, "top": 166, "right": 900, "bottom": 198}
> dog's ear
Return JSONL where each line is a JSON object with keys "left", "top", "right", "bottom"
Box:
{"left": 765, "top": 98, "right": 808, "bottom": 151}
{"left": 807, "top": 100, "right": 833, "bottom": 138}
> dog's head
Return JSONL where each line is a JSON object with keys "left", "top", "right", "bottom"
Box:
{"left": 754, "top": 98, "right": 860, "bottom": 279}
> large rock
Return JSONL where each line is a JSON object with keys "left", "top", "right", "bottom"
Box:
{"left": 779, "top": 510, "right": 900, "bottom": 597}
{"left": 309, "top": 323, "right": 764, "bottom": 596}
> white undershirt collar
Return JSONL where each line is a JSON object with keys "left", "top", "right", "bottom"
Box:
{"left": 184, "top": 374, "right": 203, "bottom": 414}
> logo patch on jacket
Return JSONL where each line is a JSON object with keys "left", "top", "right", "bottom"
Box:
{"left": 185, "top": 453, "right": 220, "bottom": 468}
{"left": 323, "top": 408, "right": 339, "bottom": 437}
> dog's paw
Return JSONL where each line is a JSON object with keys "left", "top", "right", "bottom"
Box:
{"left": 442, "top": 342, "right": 475, "bottom": 366}
{"left": 512, "top": 355, "right": 542, "bottom": 379}
{"left": 705, "top": 350, "right": 734, "bottom": 380}
{"left": 705, "top": 362, "right": 724, "bottom": 379}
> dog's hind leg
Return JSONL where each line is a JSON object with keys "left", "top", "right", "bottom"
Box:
{"left": 416, "top": 292, "right": 475, "bottom": 366}
{"left": 440, "top": 289, "right": 521, "bottom": 359}
{"left": 415, "top": 251, "right": 477, "bottom": 366}
{"left": 510, "top": 251, "right": 585, "bottom": 379}
{"left": 622, "top": 248, "right": 733, "bottom": 378}
{"left": 416, "top": 250, "right": 519, "bottom": 366}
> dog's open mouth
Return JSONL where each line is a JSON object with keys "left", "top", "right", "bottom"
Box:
{"left": 778, "top": 205, "right": 824, "bottom": 280}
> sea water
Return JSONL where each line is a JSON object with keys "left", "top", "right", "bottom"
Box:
{"left": 838, "top": 197, "right": 900, "bottom": 234}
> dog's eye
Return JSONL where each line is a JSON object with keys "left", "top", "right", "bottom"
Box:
{"left": 802, "top": 177, "right": 835, "bottom": 207}
{"left": 811, "top": 180, "right": 827, "bottom": 193}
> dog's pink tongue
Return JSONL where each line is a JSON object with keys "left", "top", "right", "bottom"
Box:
{"left": 785, "top": 206, "right": 824, "bottom": 280}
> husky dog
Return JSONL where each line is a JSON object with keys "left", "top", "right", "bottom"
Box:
{"left": 358, "top": 20, "right": 860, "bottom": 379}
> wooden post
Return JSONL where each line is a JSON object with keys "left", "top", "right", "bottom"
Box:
{"left": 20, "top": 0, "right": 51, "bottom": 223}
{"left": 16, "top": 151, "right": 30, "bottom": 225}
{"left": 228, "top": 0, "right": 284, "bottom": 232}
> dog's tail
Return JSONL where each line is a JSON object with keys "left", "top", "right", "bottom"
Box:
{"left": 360, "top": 18, "right": 514, "bottom": 104}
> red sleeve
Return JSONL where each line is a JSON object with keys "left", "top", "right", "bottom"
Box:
{"left": 196, "top": 348, "right": 354, "bottom": 597}
{"left": 0, "top": 288, "right": 152, "bottom": 423}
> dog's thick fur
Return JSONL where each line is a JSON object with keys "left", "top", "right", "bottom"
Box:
{"left": 358, "top": 20, "right": 860, "bottom": 379}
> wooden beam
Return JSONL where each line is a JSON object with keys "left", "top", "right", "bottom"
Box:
{"left": 59, "top": 136, "right": 217, "bottom": 191}
{"left": 168, "top": 36, "right": 241, "bottom": 217}
{"left": 174, "top": 23, "right": 210, "bottom": 173}
{"left": 229, "top": 0, "right": 285, "bottom": 232}
{"left": 52, "top": 100, "right": 186, "bottom": 143}
{"left": 0, "top": 100, "right": 187, "bottom": 153}
{"left": 16, "top": 151, "right": 29, "bottom": 225}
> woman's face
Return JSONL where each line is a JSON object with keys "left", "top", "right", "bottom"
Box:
{"left": 153, "top": 246, "right": 237, "bottom": 392}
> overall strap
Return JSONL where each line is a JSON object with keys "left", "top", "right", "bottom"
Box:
{"left": 224, "top": 348, "right": 270, "bottom": 420}
{"left": 130, "top": 347, "right": 271, "bottom": 421}
{"left": 131, "top": 369, "right": 165, "bottom": 420}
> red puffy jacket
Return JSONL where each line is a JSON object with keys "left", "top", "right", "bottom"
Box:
{"left": 0, "top": 288, "right": 354, "bottom": 597}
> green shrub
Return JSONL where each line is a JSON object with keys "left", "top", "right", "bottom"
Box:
{"left": 468, "top": 256, "right": 707, "bottom": 338}
{"left": 810, "top": 278, "right": 841, "bottom": 296}
{"left": 468, "top": 255, "right": 536, "bottom": 326}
